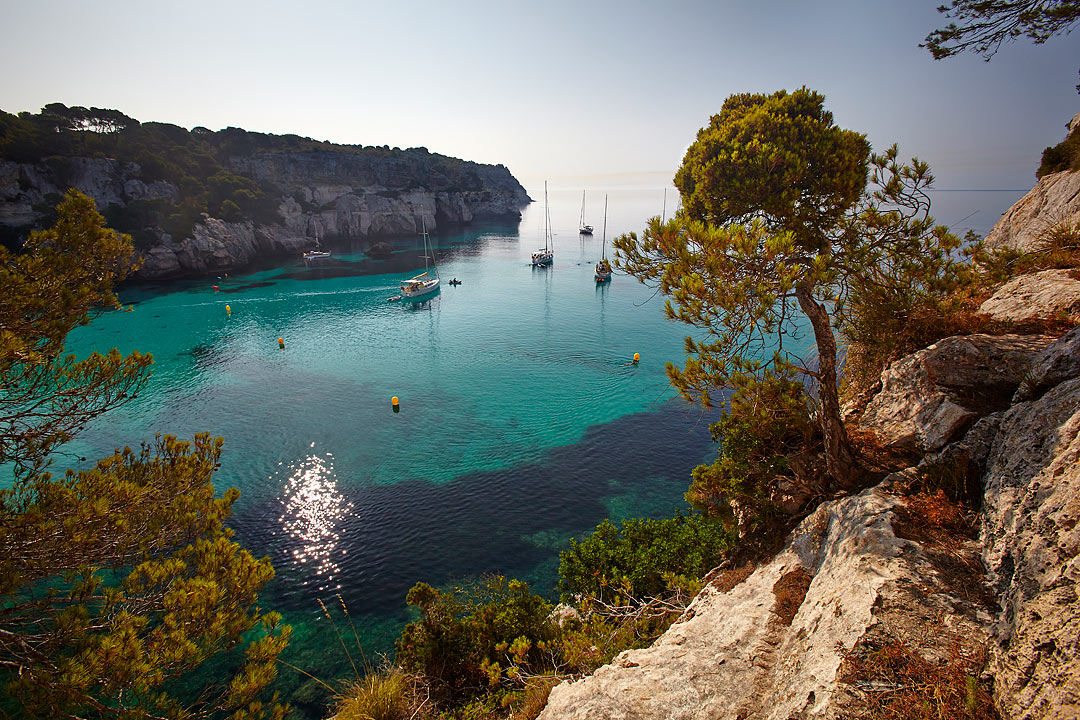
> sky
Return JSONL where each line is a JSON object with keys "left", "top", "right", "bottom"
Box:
{"left": 1, "top": 0, "right": 1077, "bottom": 212}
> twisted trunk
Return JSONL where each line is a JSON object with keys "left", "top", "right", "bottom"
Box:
{"left": 795, "top": 281, "right": 863, "bottom": 489}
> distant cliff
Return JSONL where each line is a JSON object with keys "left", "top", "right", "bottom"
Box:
{"left": 0, "top": 104, "right": 530, "bottom": 279}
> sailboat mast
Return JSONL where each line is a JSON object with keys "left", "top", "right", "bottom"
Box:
{"left": 545, "top": 181, "right": 551, "bottom": 251}
{"left": 421, "top": 214, "right": 439, "bottom": 278}
{"left": 602, "top": 195, "right": 608, "bottom": 257}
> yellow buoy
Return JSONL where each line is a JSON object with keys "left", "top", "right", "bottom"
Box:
{"left": 278, "top": 337, "right": 285, "bottom": 349}
{"left": 392, "top": 396, "right": 400, "bottom": 413}
{"left": 225, "top": 304, "right": 231, "bottom": 316}
{"left": 633, "top": 352, "right": 640, "bottom": 364}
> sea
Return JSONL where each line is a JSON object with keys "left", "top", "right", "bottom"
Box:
{"left": 48, "top": 173, "right": 1025, "bottom": 714}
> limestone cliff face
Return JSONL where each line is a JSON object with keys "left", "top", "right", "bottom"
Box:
{"left": 0, "top": 150, "right": 529, "bottom": 279}
{"left": 983, "top": 170, "right": 1080, "bottom": 253}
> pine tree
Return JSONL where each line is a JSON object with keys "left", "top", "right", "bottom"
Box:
{"left": 0, "top": 190, "right": 289, "bottom": 719}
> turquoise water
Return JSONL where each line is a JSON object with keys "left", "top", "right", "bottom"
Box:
{"left": 56, "top": 183, "right": 775, "bottom": 713}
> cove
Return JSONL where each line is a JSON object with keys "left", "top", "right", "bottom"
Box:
{"left": 58, "top": 185, "right": 810, "bottom": 714}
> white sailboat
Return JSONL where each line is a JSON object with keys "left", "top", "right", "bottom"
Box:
{"left": 531, "top": 181, "right": 553, "bottom": 266}
{"left": 303, "top": 219, "right": 331, "bottom": 262}
{"left": 594, "top": 194, "right": 612, "bottom": 283}
{"left": 400, "top": 216, "right": 440, "bottom": 299}
{"left": 579, "top": 189, "right": 594, "bottom": 235}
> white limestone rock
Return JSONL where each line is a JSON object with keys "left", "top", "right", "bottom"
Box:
{"left": 1014, "top": 326, "right": 1080, "bottom": 402}
{"left": 979, "top": 268, "right": 1080, "bottom": 322}
{"left": 858, "top": 334, "right": 1054, "bottom": 451}
{"left": 984, "top": 170, "right": 1080, "bottom": 253}
{"left": 539, "top": 486, "right": 991, "bottom": 720}
{"left": 981, "top": 377, "right": 1080, "bottom": 720}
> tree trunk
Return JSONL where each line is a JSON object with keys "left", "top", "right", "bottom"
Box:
{"left": 795, "top": 281, "right": 864, "bottom": 489}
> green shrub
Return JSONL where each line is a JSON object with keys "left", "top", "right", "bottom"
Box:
{"left": 686, "top": 366, "right": 820, "bottom": 538}
{"left": 1037, "top": 123, "right": 1080, "bottom": 178}
{"left": 395, "top": 576, "right": 557, "bottom": 707}
{"left": 557, "top": 513, "right": 733, "bottom": 604}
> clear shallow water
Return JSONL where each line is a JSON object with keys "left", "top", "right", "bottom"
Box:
{"left": 48, "top": 178, "right": 1016, "bottom": 711}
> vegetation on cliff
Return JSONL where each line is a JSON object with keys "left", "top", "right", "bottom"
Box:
{"left": 329, "top": 514, "right": 732, "bottom": 720}
{"left": 1038, "top": 114, "right": 1080, "bottom": 177}
{"left": 0, "top": 103, "right": 514, "bottom": 248}
{"left": 0, "top": 192, "right": 288, "bottom": 719}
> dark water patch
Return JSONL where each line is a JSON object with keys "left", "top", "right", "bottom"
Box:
{"left": 233, "top": 399, "right": 719, "bottom": 715}
{"left": 232, "top": 398, "right": 719, "bottom": 618}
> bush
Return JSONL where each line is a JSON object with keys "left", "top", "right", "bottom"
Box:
{"left": 686, "top": 366, "right": 821, "bottom": 538}
{"left": 1037, "top": 122, "right": 1080, "bottom": 178}
{"left": 395, "top": 576, "right": 558, "bottom": 707}
{"left": 557, "top": 513, "right": 733, "bottom": 604}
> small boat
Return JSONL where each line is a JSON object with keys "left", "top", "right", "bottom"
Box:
{"left": 448, "top": 278, "right": 462, "bottom": 285}
{"left": 400, "top": 216, "right": 440, "bottom": 300}
{"left": 387, "top": 295, "right": 402, "bottom": 302}
{"left": 579, "top": 189, "right": 594, "bottom": 235}
{"left": 531, "top": 181, "right": 554, "bottom": 266}
{"left": 595, "top": 194, "right": 612, "bottom": 283}
{"left": 303, "top": 219, "right": 331, "bottom": 262}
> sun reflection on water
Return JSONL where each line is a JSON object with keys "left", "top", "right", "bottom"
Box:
{"left": 275, "top": 446, "right": 352, "bottom": 585}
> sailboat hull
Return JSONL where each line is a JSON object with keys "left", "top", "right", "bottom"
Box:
{"left": 401, "top": 276, "right": 441, "bottom": 299}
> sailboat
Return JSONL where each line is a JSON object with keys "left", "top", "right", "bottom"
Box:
{"left": 400, "top": 216, "right": 440, "bottom": 299}
{"left": 579, "top": 189, "right": 594, "bottom": 235}
{"left": 303, "top": 219, "right": 331, "bottom": 262}
{"left": 531, "top": 181, "right": 554, "bottom": 266}
{"left": 594, "top": 194, "right": 612, "bottom": 283}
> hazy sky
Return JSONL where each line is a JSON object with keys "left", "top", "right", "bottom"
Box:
{"left": 2, "top": 0, "right": 1077, "bottom": 194}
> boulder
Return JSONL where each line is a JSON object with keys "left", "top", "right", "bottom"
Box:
{"left": 984, "top": 170, "right": 1080, "bottom": 253}
{"left": 978, "top": 268, "right": 1080, "bottom": 322}
{"left": 981, "top": 377, "right": 1080, "bottom": 720}
{"left": 859, "top": 334, "right": 1054, "bottom": 451}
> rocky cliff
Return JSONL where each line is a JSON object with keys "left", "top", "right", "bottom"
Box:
{"left": 538, "top": 171, "right": 1080, "bottom": 719}
{"left": 0, "top": 114, "right": 530, "bottom": 279}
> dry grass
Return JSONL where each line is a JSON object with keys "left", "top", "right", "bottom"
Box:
{"left": 332, "top": 668, "right": 424, "bottom": 720}
{"left": 840, "top": 639, "right": 998, "bottom": 720}
{"left": 771, "top": 566, "right": 813, "bottom": 626}
{"left": 706, "top": 562, "right": 756, "bottom": 593}
{"left": 507, "top": 677, "right": 560, "bottom": 720}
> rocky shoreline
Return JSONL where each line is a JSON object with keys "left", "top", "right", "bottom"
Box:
{"left": 0, "top": 149, "right": 530, "bottom": 280}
